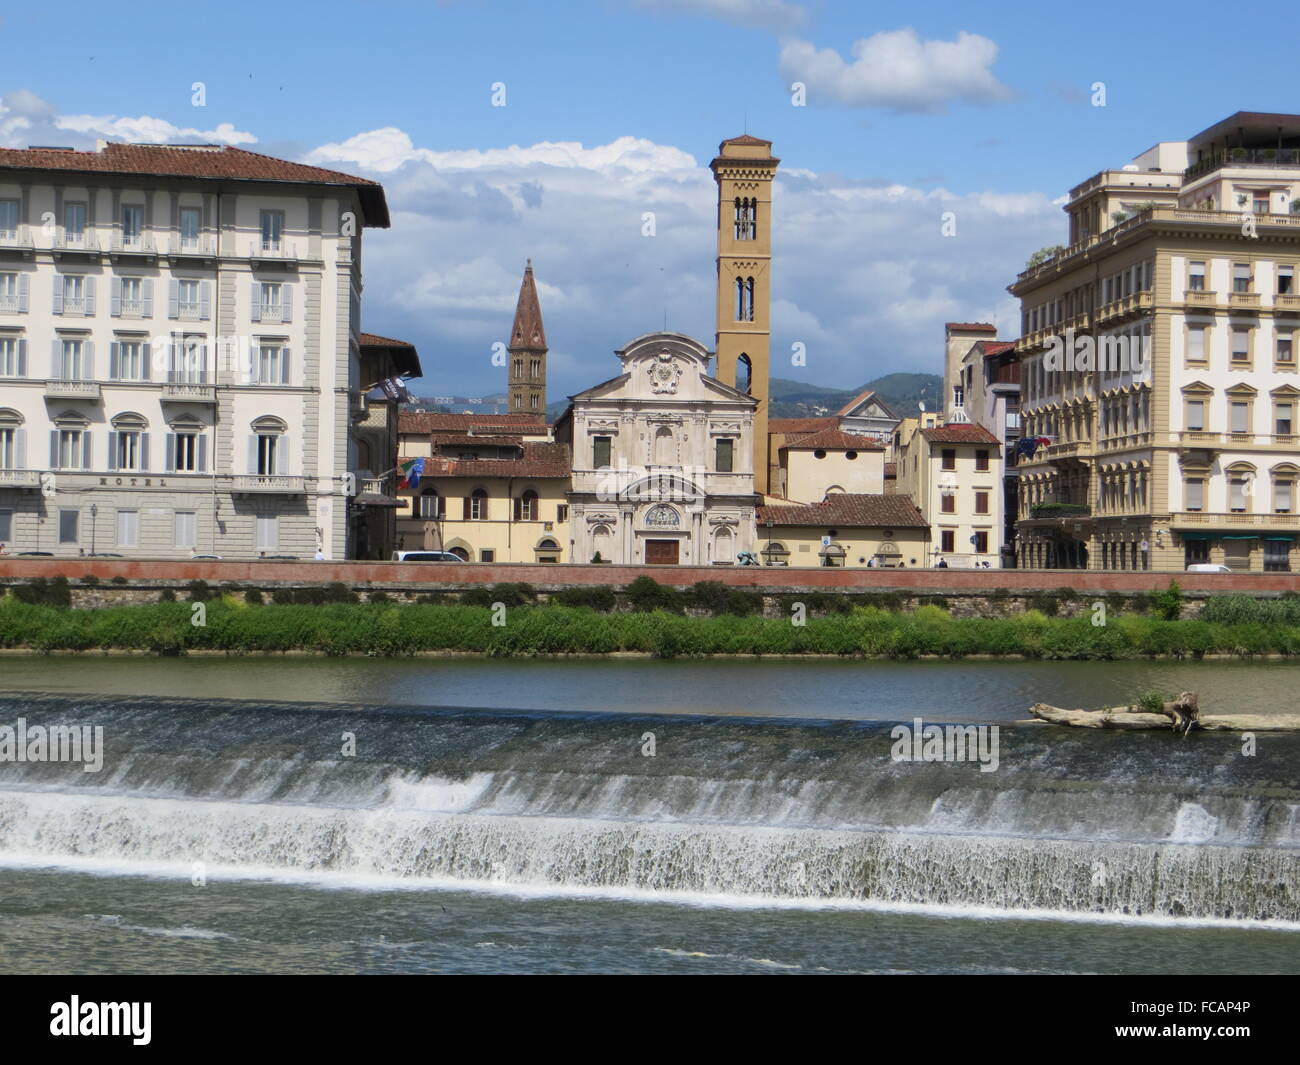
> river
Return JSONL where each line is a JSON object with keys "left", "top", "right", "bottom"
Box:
{"left": 0, "top": 657, "right": 1296, "bottom": 974}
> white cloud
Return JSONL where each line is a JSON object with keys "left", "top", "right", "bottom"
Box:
{"left": 0, "top": 90, "right": 256, "bottom": 148}
{"left": 779, "top": 29, "right": 1012, "bottom": 113}
{"left": 631, "top": 0, "right": 805, "bottom": 31}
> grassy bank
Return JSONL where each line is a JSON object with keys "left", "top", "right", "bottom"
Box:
{"left": 2, "top": 592, "right": 1299, "bottom": 658}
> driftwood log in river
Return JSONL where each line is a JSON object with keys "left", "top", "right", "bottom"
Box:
{"left": 1030, "top": 691, "right": 1300, "bottom": 733}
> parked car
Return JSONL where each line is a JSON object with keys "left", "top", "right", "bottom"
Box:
{"left": 87, "top": 552, "right": 123, "bottom": 558}
{"left": 15, "top": 551, "right": 53, "bottom": 557}
{"left": 260, "top": 555, "right": 300, "bottom": 561}
{"left": 190, "top": 554, "right": 223, "bottom": 561}
{"left": 391, "top": 550, "right": 465, "bottom": 562}
{"left": 1186, "top": 563, "right": 1232, "bottom": 573}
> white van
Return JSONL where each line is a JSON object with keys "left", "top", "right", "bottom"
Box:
{"left": 1186, "top": 563, "right": 1232, "bottom": 573}
{"left": 392, "top": 550, "right": 465, "bottom": 562}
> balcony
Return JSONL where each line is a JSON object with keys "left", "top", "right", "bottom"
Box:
{"left": 0, "top": 225, "right": 33, "bottom": 253}
{"left": 250, "top": 240, "right": 298, "bottom": 264}
{"left": 109, "top": 233, "right": 156, "bottom": 258}
{"left": 1276, "top": 293, "right": 1300, "bottom": 312}
{"left": 256, "top": 303, "right": 287, "bottom": 323}
{"left": 1029, "top": 502, "right": 1091, "bottom": 520}
{"left": 169, "top": 235, "right": 215, "bottom": 259}
{"left": 0, "top": 294, "right": 19, "bottom": 313}
{"left": 231, "top": 475, "right": 308, "bottom": 495}
{"left": 1229, "top": 291, "right": 1261, "bottom": 311}
{"left": 44, "top": 379, "right": 101, "bottom": 400}
{"left": 161, "top": 382, "right": 217, "bottom": 404}
{"left": 53, "top": 232, "right": 100, "bottom": 256}
{"left": 1095, "top": 291, "right": 1154, "bottom": 324}
{"left": 1172, "top": 511, "right": 1300, "bottom": 529}
{"left": 1185, "top": 149, "right": 1300, "bottom": 180}
{"left": 1183, "top": 289, "right": 1217, "bottom": 307}
{"left": 0, "top": 469, "right": 40, "bottom": 489}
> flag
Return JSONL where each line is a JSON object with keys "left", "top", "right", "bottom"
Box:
{"left": 380, "top": 376, "right": 412, "bottom": 403}
{"left": 399, "top": 457, "right": 424, "bottom": 490}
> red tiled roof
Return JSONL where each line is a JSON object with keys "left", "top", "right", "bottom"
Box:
{"left": 884, "top": 462, "right": 898, "bottom": 477}
{"left": 430, "top": 434, "right": 528, "bottom": 448}
{"left": 420, "top": 442, "right": 570, "bottom": 479}
{"left": 360, "top": 332, "right": 415, "bottom": 348}
{"left": 758, "top": 493, "right": 928, "bottom": 528}
{"left": 945, "top": 322, "right": 997, "bottom": 333}
{"left": 399, "top": 412, "right": 547, "bottom": 434}
{"left": 781, "top": 428, "right": 886, "bottom": 451}
{"left": 768, "top": 417, "right": 838, "bottom": 436}
{"left": 835, "top": 388, "right": 875, "bottom": 417}
{"left": 981, "top": 341, "right": 1016, "bottom": 357}
{"left": 721, "top": 134, "right": 772, "bottom": 146}
{"left": 920, "top": 423, "right": 1002, "bottom": 446}
{"left": 0, "top": 142, "right": 389, "bottom": 226}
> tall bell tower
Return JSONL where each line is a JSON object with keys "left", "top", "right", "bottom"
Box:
{"left": 507, "top": 260, "right": 547, "bottom": 416}
{"left": 711, "top": 135, "right": 778, "bottom": 494}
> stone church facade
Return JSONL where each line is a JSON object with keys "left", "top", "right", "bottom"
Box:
{"left": 557, "top": 331, "right": 759, "bottom": 565}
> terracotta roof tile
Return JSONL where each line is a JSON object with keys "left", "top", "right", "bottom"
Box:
{"left": 758, "top": 493, "right": 928, "bottom": 528}
{"left": 920, "top": 423, "right": 1002, "bottom": 445}
{"left": 421, "top": 442, "right": 570, "bottom": 479}
{"left": 0, "top": 143, "right": 389, "bottom": 226}
{"left": 768, "top": 416, "right": 838, "bottom": 436}
{"left": 945, "top": 322, "right": 997, "bottom": 333}
{"left": 981, "top": 340, "right": 1016, "bottom": 357}
{"left": 360, "top": 332, "right": 415, "bottom": 348}
{"left": 781, "top": 428, "right": 886, "bottom": 451}
{"left": 399, "top": 412, "right": 547, "bottom": 434}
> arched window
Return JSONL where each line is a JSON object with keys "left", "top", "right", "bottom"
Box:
{"left": 465, "top": 487, "right": 489, "bottom": 520}
{"left": 418, "top": 487, "right": 443, "bottom": 519}
{"left": 0, "top": 408, "right": 24, "bottom": 472}
{"left": 737, "top": 353, "right": 752, "bottom": 394}
{"left": 733, "top": 197, "right": 756, "bottom": 240}
{"left": 535, "top": 537, "right": 560, "bottom": 563}
{"left": 108, "top": 412, "right": 149, "bottom": 472}
{"left": 249, "top": 415, "right": 287, "bottom": 477}
{"left": 644, "top": 503, "right": 680, "bottom": 528}
{"left": 515, "top": 488, "right": 539, "bottom": 521}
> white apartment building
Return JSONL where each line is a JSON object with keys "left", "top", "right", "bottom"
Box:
{"left": 1012, "top": 111, "right": 1300, "bottom": 571}
{"left": 0, "top": 141, "right": 388, "bottom": 558}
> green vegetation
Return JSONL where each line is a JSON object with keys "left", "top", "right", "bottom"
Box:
{"left": 1, "top": 587, "right": 1299, "bottom": 658}
{"left": 1025, "top": 244, "right": 1066, "bottom": 270}
{"left": 1136, "top": 689, "right": 1172, "bottom": 714}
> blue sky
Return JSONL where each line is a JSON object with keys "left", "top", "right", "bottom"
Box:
{"left": 3, "top": 0, "right": 1295, "bottom": 401}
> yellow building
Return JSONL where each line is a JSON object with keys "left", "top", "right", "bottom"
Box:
{"left": 756, "top": 494, "right": 929, "bottom": 568}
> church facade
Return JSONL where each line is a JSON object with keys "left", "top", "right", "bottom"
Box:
{"left": 557, "top": 332, "right": 759, "bottom": 565}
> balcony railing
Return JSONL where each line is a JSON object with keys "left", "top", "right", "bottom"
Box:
{"left": 54, "top": 232, "right": 99, "bottom": 253}
{"left": 44, "top": 379, "right": 101, "bottom": 399}
{"left": 1183, "top": 289, "right": 1217, "bottom": 306}
{"left": 1277, "top": 294, "right": 1300, "bottom": 311}
{"left": 250, "top": 240, "right": 297, "bottom": 262}
{"left": 1172, "top": 511, "right": 1300, "bottom": 527}
{"left": 231, "top": 475, "right": 308, "bottom": 494}
{"left": 1185, "top": 149, "right": 1300, "bottom": 179}
{"left": 0, "top": 225, "right": 32, "bottom": 251}
{"left": 1229, "top": 291, "right": 1262, "bottom": 310}
{"left": 257, "top": 303, "right": 286, "bottom": 323}
{"left": 0, "top": 294, "right": 19, "bottom": 313}
{"left": 0, "top": 469, "right": 40, "bottom": 489}
{"left": 110, "top": 233, "right": 156, "bottom": 255}
{"left": 1028, "top": 502, "right": 1091, "bottom": 519}
{"left": 170, "top": 235, "right": 215, "bottom": 257}
{"left": 161, "top": 382, "right": 216, "bottom": 403}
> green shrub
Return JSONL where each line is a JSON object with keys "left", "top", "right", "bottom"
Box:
{"left": 553, "top": 585, "right": 616, "bottom": 612}
{"left": 1136, "top": 689, "right": 1170, "bottom": 714}
{"left": 13, "top": 577, "right": 71, "bottom": 608}
{"left": 159, "top": 588, "right": 176, "bottom": 603}
{"left": 187, "top": 579, "right": 213, "bottom": 602}
{"left": 1026, "top": 594, "right": 1059, "bottom": 617}
{"left": 111, "top": 575, "right": 128, "bottom": 586}
{"left": 1152, "top": 579, "right": 1183, "bottom": 621}
{"left": 80, "top": 574, "right": 100, "bottom": 587}
{"left": 244, "top": 587, "right": 264, "bottom": 605}
{"left": 625, "top": 576, "right": 684, "bottom": 613}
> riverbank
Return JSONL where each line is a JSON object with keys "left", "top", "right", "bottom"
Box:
{"left": 3, "top": 594, "right": 1300, "bottom": 658}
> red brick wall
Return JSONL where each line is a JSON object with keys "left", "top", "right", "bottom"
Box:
{"left": 1, "top": 558, "right": 1298, "bottom": 595}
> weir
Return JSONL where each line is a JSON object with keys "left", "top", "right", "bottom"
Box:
{"left": 0, "top": 693, "right": 1296, "bottom": 923}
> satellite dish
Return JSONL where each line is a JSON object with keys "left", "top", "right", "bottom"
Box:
{"left": 918, "top": 401, "right": 926, "bottom": 412}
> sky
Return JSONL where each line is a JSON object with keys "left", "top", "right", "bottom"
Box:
{"left": 2, "top": 0, "right": 1296, "bottom": 402}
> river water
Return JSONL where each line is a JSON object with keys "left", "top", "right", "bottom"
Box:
{"left": 0, "top": 657, "right": 1296, "bottom": 974}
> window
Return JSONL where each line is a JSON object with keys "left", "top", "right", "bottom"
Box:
{"left": 557, "top": 505, "right": 569, "bottom": 522}
{"left": 716, "top": 437, "right": 733, "bottom": 473}
{"left": 260, "top": 210, "right": 284, "bottom": 251}
{"left": 1277, "top": 330, "right": 1294, "bottom": 364}
{"left": 177, "top": 279, "right": 201, "bottom": 318}
{"left": 468, "top": 488, "right": 488, "bottom": 521}
{"left": 1229, "top": 475, "right": 1250, "bottom": 512}
{"left": 975, "top": 490, "right": 990, "bottom": 514}
{"left": 735, "top": 276, "right": 754, "bottom": 321}
{"left": 1188, "top": 261, "right": 1206, "bottom": 291}
{"left": 0, "top": 427, "right": 15, "bottom": 469}
{"left": 480, "top": 549, "right": 496, "bottom": 563}
{"left": 1275, "top": 401, "right": 1294, "bottom": 436}
{"left": 258, "top": 282, "right": 291, "bottom": 323}
{"left": 0, "top": 199, "right": 18, "bottom": 238}
{"left": 1185, "top": 539, "right": 1209, "bottom": 566}
{"left": 56, "top": 428, "right": 85, "bottom": 469}
{"left": 1273, "top": 478, "right": 1295, "bottom": 514}
{"left": 417, "top": 488, "right": 443, "bottom": 519}
{"left": 1264, "top": 540, "right": 1291, "bottom": 572}
{"left": 1280, "top": 265, "right": 1294, "bottom": 295}
{"left": 255, "top": 514, "right": 277, "bottom": 551}
{"left": 116, "top": 509, "right": 139, "bottom": 548}
{"left": 1233, "top": 263, "right": 1252, "bottom": 293}
{"left": 940, "top": 492, "right": 955, "bottom": 514}
{"left": 112, "top": 340, "right": 145, "bottom": 381}
{"left": 0, "top": 336, "right": 23, "bottom": 377}
{"left": 1186, "top": 399, "right": 1205, "bottom": 432}
{"left": 256, "top": 344, "right": 288, "bottom": 385}
{"left": 1187, "top": 326, "right": 1206, "bottom": 361}
{"left": 973, "top": 531, "right": 989, "bottom": 553}
{"left": 121, "top": 205, "right": 143, "bottom": 242}
{"left": 0, "top": 509, "right": 11, "bottom": 542}
{"left": 179, "top": 207, "right": 201, "bottom": 248}
{"left": 734, "top": 197, "right": 756, "bottom": 240}
{"left": 58, "top": 274, "right": 88, "bottom": 315}
{"left": 975, "top": 449, "right": 989, "bottom": 471}
{"left": 0, "top": 271, "right": 23, "bottom": 313}
{"left": 529, "top": 394, "right": 539, "bottom": 410}
{"left": 63, "top": 202, "right": 86, "bottom": 244}
{"left": 1231, "top": 400, "right": 1250, "bottom": 434}
{"left": 515, "top": 489, "right": 538, "bottom": 521}
{"left": 117, "top": 276, "right": 146, "bottom": 317}
{"left": 1231, "top": 328, "right": 1250, "bottom": 363}
{"left": 58, "top": 509, "right": 79, "bottom": 544}
{"left": 174, "top": 511, "right": 196, "bottom": 549}
{"left": 113, "top": 429, "right": 142, "bottom": 471}
{"left": 941, "top": 449, "right": 956, "bottom": 471}
{"left": 592, "top": 435, "right": 611, "bottom": 468}
{"left": 940, "top": 530, "right": 955, "bottom": 553}
{"left": 171, "top": 336, "right": 207, "bottom": 383}
{"left": 1185, "top": 478, "right": 1204, "bottom": 512}
{"left": 256, "top": 434, "right": 278, "bottom": 475}
{"left": 174, "top": 432, "right": 199, "bottom": 472}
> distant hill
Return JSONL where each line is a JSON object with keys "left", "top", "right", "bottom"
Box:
{"left": 768, "top": 372, "right": 940, "bottom": 419}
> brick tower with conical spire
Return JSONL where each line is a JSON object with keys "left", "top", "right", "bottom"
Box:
{"left": 507, "top": 260, "right": 548, "bottom": 416}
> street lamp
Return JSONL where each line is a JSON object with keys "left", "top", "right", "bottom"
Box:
{"left": 89, "top": 503, "right": 98, "bottom": 555}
